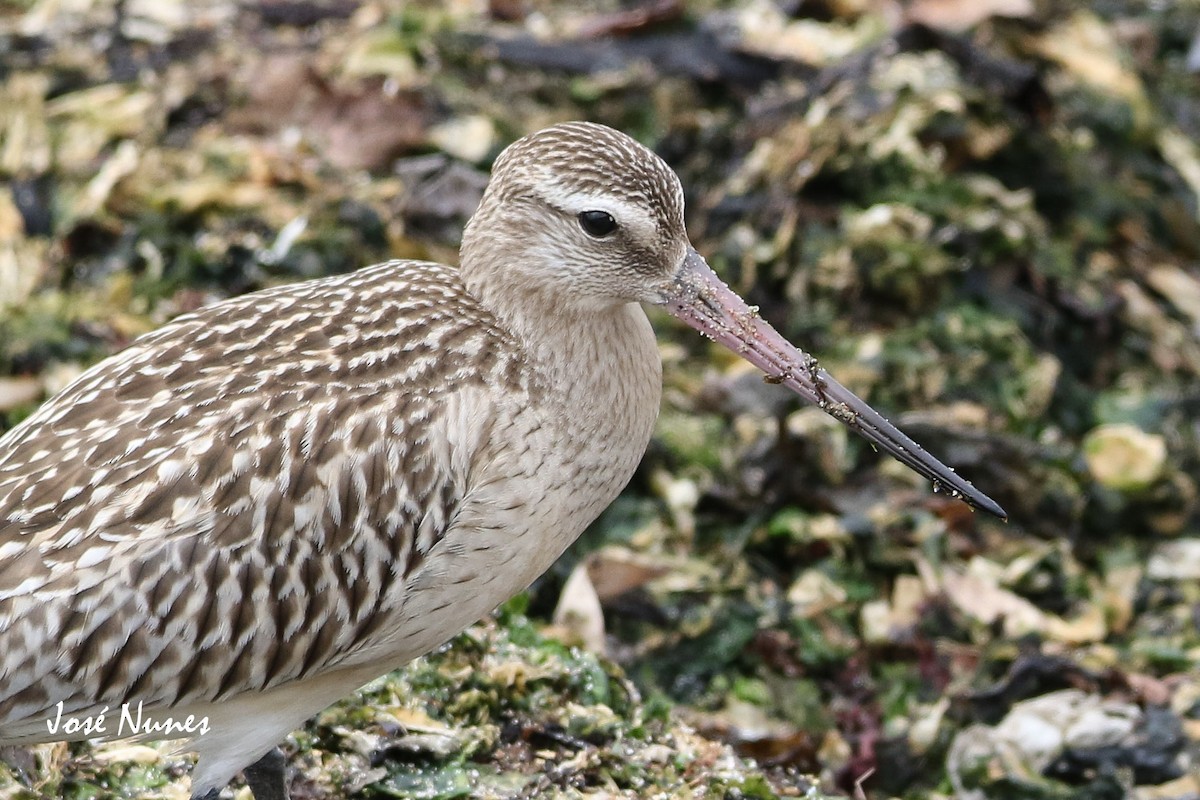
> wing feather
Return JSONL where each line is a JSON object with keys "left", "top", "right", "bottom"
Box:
{"left": 0, "top": 261, "right": 530, "bottom": 734}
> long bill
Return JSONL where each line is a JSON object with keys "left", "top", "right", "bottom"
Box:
{"left": 658, "top": 248, "right": 1007, "bottom": 520}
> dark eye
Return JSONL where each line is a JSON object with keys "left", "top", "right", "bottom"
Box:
{"left": 578, "top": 210, "right": 618, "bottom": 238}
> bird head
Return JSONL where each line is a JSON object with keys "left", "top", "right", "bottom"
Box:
{"left": 462, "top": 122, "right": 1005, "bottom": 519}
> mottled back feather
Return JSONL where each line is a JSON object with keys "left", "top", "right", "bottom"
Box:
{"left": 0, "top": 260, "right": 534, "bottom": 723}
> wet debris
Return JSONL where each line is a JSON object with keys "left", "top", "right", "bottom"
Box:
{"left": 466, "top": 28, "right": 781, "bottom": 90}
{"left": 1083, "top": 423, "right": 1169, "bottom": 494}
{"left": 392, "top": 153, "right": 488, "bottom": 243}
{"left": 255, "top": 0, "right": 360, "bottom": 28}
{"left": 949, "top": 689, "right": 1190, "bottom": 796}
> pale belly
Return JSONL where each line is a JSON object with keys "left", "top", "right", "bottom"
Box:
{"left": 347, "top": 397, "right": 654, "bottom": 672}
{"left": 345, "top": 304, "right": 663, "bottom": 673}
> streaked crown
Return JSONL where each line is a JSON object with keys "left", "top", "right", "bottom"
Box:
{"left": 461, "top": 122, "right": 690, "bottom": 309}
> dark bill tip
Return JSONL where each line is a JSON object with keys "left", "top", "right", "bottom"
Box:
{"left": 658, "top": 248, "right": 1007, "bottom": 520}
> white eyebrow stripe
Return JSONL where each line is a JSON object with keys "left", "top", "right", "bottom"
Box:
{"left": 542, "top": 188, "right": 658, "bottom": 243}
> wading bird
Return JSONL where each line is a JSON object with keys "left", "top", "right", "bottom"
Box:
{"left": 0, "top": 122, "right": 1004, "bottom": 800}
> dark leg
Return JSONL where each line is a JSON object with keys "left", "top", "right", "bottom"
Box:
{"left": 242, "top": 747, "right": 289, "bottom": 800}
{"left": 191, "top": 790, "right": 221, "bottom": 800}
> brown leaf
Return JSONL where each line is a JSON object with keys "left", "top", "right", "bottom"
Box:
{"left": 573, "top": 0, "right": 684, "bottom": 39}
{"left": 1123, "top": 672, "right": 1172, "bottom": 707}
{"left": 906, "top": 0, "right": 1034, "bottom": 33}
{"left": 584, "top": 547, "right": 672, "bottom": 602}
{"left": 230, "top": 53, "right": 429, "bottom": 171}
{"left": 488, "top": 0, "right": 527, "bottom": 23}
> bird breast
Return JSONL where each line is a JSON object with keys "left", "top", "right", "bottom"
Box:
{"left": 350, "top": 299, "right": 664, "bottom": 669}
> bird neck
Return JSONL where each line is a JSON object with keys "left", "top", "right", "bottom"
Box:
{"left": 459, "top": 231, "right": 607, "bottom": 353}
{"left": 460, "top": 249, "right": 661, "bottom": 423}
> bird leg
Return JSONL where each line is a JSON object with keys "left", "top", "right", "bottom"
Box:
{"left": 242, "top": 747, "right": 289, "bottom": 800}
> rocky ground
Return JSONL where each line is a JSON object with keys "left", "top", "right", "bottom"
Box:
{"left": 0, "top": 0, "right": 1198, "bottom": 798}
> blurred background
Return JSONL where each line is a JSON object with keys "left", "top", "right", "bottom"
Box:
{"left": 0, "top": 0, "right": 1198, "bottom": 798}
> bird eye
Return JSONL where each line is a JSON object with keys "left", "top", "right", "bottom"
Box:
{"left": 578, "top": 210, "right": 618, "bottom": 238}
